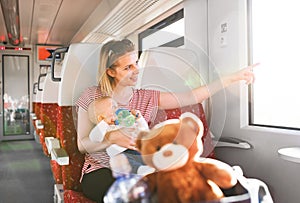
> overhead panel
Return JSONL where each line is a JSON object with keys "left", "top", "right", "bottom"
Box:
{"left": 31, "top": 0, "right": 62, "bottom": 45}
{"left": 19, "top": 0, "right": 34, "bottom": 45}
{"left": 83, "top": 0, "right": 183, "bottom": 43}
{"left": 47, "top": 0, "right": 102, "bottom": 45}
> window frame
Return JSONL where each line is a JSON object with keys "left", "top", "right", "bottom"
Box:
{"left": 138, "top": 9, "right": 184, "bottom": 52}
{"left": 247, "top": 0, "right": 300, "bottom": 131}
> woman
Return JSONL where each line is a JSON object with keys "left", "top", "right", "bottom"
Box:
{"left": 76, "top": 39, "right": 257, "bottom": 202}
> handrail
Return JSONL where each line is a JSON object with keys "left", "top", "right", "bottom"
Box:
{"left": 51, "top": 47, "right": 69, "bottom": 82}
{"left": 214, "top": 137, "right": 252, "bottom": 149}
{"left": 37, "top": 73, "right": 47, "bottom": 91}
{"left": 33, "top": 82, "right": 38, "bottom": 94}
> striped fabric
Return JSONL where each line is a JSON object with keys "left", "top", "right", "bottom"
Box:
{"left": 76, "top": 86, "right": 160, "bottom": 181}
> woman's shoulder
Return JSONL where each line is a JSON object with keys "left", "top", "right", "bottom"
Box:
{"left": 132, "top": 88, "right": 160, "bottom": 104}
{"left": 133, "top": 88, "right": 160, "bottom": 100}
{"left": 133, "top": 88, "right": 160, "bottom": 95}
{"left": 80, "top": 86, "right": 102, "bottom": 97}
{"left": 76, "top": 86, "right": 102, "bottom": 110}
{"left": 85, "top": 86, "right": 101, "bottom": 93}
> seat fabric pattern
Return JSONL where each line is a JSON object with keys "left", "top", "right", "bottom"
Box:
{"left": 40, "top": 103, "right": 59, "bottom": 156}
{"left": 39, "top": 103, "right": 63, "bottom": 183}
{"left": 56, "top": 106, "right": 95, "bottom": 202}
{"left": 32, "top": 102, "right": 41, "bottom": 133}
{"left": 64, "top": 190, "right": 96, "bottom": 203}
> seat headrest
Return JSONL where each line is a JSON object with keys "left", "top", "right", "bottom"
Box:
{"left": 58, "top": 43, "right": 102, "bottom": 106}
{"left": 41, "top": 67, "right": 61, "bottom": 103}
{"left": 137, "top": 47, "right": 202, "bottom": 92}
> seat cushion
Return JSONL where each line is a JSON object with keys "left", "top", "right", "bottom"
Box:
{"left": 64, "top": 190, "right": 96, "bottom": 203}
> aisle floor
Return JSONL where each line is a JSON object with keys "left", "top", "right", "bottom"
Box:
{"left": 0, "top": 139, "right": 54, "bottom": 203}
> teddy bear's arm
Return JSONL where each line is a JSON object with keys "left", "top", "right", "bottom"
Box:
{"left": 144, "top": 173, "right": 158, "bottom": 194}
{"left": 195, "top": 158, "right": 237, "bottom": 189}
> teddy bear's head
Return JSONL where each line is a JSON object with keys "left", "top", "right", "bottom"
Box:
{"left": 136, "top": 112, "right": 204, "bottom": 171}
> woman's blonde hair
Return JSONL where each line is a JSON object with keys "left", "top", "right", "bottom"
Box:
{"left": 98, "top": 39, "right": 135, "bottom": 95}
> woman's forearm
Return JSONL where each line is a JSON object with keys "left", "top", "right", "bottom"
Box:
{"left": 77, "top": 107, "right": 110, "bottom": 154}
{"left": 159, "top": 65, "right": 256, "bottom": 109}
{"left": 78, "top": 135, "right": 110, "bottom": 154}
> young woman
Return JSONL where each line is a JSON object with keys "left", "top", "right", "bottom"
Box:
{"left": 76, "top": 39, "right": 257, "bottom": 202}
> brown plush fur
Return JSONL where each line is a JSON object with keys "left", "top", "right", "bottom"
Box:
{"left": 136, "top": 113, "right": 237, "bottom": 203}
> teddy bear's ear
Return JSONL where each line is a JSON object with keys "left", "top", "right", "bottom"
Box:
{"left": 136, "top": 130, "right": 148, "bottom": 150}
{"left": 180, "top": 112, "right": 204, "bottom": 139}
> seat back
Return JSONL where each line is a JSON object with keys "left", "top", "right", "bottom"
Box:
{"left": 57, "top": 43, "right": 102, "bottom": 193}
{"left": 40, "top": 67, "right": 61, "bottom": 156}
{"left": 32, "top": 73, "right": 46, "bottom": 137}
{"left": 138, "top": 47, "right": 215, "bottom": 157}
{"left": 39, "top": 65, "right": 63, "bottom": 184}
{"left": 31, "top": 82, "right": 38, "bottom": 116}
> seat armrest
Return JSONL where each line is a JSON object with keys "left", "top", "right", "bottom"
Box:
{"left": 54, "top": 184, "right": 64, "bottom": 203}
{"left": 45, "top": 137, "right": 61, "bottom": 154}
{"left": 35, "top": 119, "right": 44, "bottom": 129}
{"left": 51, "top": 148, "right": 69, "bottom": 165}
{"left": 30, "top": 113, "right": 37, "bottom": 120}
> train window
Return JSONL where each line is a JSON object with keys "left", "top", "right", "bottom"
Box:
{"left": 138, "top": 9, "right": 184, "bottom": 51}
{"left": 249, "top": 0, "right": 300, "bottom": 130}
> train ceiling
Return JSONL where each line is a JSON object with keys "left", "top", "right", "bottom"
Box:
{"left": 0, "top": 0, "right": 182, "bottom": 47}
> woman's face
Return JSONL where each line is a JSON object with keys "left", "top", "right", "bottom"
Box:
{"left": 107, "top": 52, "right": 139, "bottom": 87}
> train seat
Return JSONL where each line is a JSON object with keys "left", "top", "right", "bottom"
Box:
{"left": 32, "top": 73, "right": 46, "bottom": 143}
{"left": 56, "top": 43, "right": 102, "bottom": 203}
{"left": 40, "top": 67, "right": 61, "bottom": 156}
{"left": 39, "top": 66, "right": 64, "bottom": 185}
{"left": 30, "top": 82, "right": 38, "bottom": 141}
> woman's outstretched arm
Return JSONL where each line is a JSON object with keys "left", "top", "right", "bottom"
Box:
{"left": 159, "top": 64, "right": 258, "bottom": 109}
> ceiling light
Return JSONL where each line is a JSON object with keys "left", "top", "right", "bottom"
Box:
{"left": 0, "top": 0, "right": 21, "bottom": 46}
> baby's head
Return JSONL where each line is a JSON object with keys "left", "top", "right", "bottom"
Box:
{"left": 88, "top": 96, "right": 118, "bottom": 125}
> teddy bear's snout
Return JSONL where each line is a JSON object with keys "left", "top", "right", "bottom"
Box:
{"left": 153, "top": 143, "right": 189, "bottom": 171}
{"left": 163, "top": 150, "right": 173, "bottom": 157}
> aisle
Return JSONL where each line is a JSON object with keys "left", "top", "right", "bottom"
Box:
{"left": 0, "top": 139, "right": 54, "bottom": 203}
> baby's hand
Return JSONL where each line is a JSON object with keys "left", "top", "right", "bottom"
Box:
{"left": 130, "top": 109, "right": 141, "bottom": 119}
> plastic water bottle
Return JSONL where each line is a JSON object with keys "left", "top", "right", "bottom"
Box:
{"left": 104, "top": 154, "right": 150, "bottom": 203}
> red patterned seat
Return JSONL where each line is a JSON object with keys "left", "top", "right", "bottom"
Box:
{"left": 38, "top": 69, "right": 63, "bottom": 184}
{"left": 56, "top": 43, "right": 102, "bottom": 202}
{"left": 57, "top": 106, "right": 84, "bottom": 191}
{"left": 40, "top": 103, "right": 59, "bottom": 156}
{"left": 41, "top": 103, "right": 63, "bottom": 184}
{"left": 64, "top": 190, "right": 96, "bottom": 203}
{"left": 33, "top": 102, "right": 41, "bottom": 135}
{"left": 31, "top": 101, "right": 37, "bottom": 130}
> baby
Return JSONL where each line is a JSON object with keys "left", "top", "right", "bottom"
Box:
{"left": 87, "top": 96, "right": 154, "bottom": 175}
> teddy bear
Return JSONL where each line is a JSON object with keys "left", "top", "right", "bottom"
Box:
{"left": 133, "top": 112, "right": 237, "bottom": 203}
